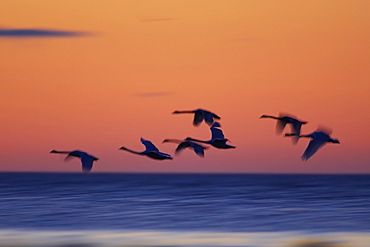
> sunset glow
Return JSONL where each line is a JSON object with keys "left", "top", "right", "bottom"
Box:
{"left": 1, "top": 0, "right": 369, "bottom": 173}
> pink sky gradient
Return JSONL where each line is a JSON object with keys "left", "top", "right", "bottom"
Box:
{"left": 1, "top": 0, "right": 369, "bottom": 173}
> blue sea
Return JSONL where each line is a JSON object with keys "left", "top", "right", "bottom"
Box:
{"left": 0, "top": 172, "right": 369, "bottom": 247}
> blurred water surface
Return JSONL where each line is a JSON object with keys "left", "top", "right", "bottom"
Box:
{"left": 0, "top": 172, "right": 369, "bottom": 246}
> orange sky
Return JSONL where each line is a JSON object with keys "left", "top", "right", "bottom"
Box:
{"left": 1, "top": 0, "right": 369, "bottom": 173}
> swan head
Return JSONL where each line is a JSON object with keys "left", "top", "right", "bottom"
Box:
{"left": 260, "top": 115, "right": 269, "bottom": 118}
{"left": 119, "top": 146, "right": 127, "bottom": 150}
{"left": 50, "top": 150, "right": 58, "bottom": 153}
{"left": 172, "top": 111, "right": 181, "bottom": 114}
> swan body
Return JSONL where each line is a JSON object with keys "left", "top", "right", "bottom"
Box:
{"left": 50, "top": 150, "right": 98, "bottom": 172}
{"left": 162, "top": 139, "right": 208, "bottom": 157}
{"left": 260, "top": 113, "right": 307, "bottom": 144}
{"left": 172, "top": 108, "right": 220, "bottom": 126}
{"left": 119, "top": 138, "right": 173, "bottom": 160}
{"left": 186, "top": 122, "right": 236, "bottom": 149}
{"left": 285, "top": 131, "right": 340, "bottom": 161}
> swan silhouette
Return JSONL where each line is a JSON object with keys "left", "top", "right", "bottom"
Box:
{"left": 185, "top": 122, "right": 236, "bottom": 149}
{"left": 260, "top": 113, "right": 307, "bottom": 144}
{"left": 285, "top": 130, "right": 340, "bottom": 161}
{"left": 119, "top": 138, "right": 173, "bottom": 160}
{"left": 50, "top": 150, "right": 98, "bottom": 172}
{"left": 162, "top": 139, "right": 209, "bottom": 157}
{"left": 172, "top": 108, "right": 220, "bottom": 126}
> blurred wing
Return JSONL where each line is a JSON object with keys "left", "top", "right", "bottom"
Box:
{"left": 190, "top": 142, "right": 206, "bottom": 157}
{"left": 203, "top": 111, "right": 214, "bottom": 125}
{"left": 316, "top": 125, "right": 333, "bottom": 135}
{"left": 275, "top": 120, "right": 287, "bottom": 135}
{"left": 211, "top": 127, "right": 225, "bottom": 140}
{"left": 193, "top": 111, "right": 204, "bottom": 126}
{"left": 81, "top": 156, "right": 94, "bottom": 172}
{"left": 290, "top": 122, "right": 303, "bottom": 144}
{"left": 301, "top": 139, "right": 327, "bottom": 161}
{"left": 175, "top": 142, "right": 191, "bottom": 154}
{"left": 140, "top": 138, "right": 159, "bottom": 152}
{"left": 64, "top": 154, "right": 76, "bottom": 162}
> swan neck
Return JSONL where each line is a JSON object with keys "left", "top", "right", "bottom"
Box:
{"left": 261, "top": 115, "right": 278, "bottom": 119}
{"left": 120, "top": 148, "right": 142, "bottom": 155}
{"left": 50, "top": 150, "right": 70, "bottom": 154}
{"left": 173, "top": 110, "right": 193, "bottom": 114}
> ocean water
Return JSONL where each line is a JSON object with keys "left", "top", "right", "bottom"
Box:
{"left": 0, "top": 172, "right": 369, "bottom": 247}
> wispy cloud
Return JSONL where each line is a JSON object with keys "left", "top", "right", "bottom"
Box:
{"left": 0, "top": 27, "right": 89, "bottom": 38}
{"left": 135, "top": 92, "right": 173, "bottom": 98}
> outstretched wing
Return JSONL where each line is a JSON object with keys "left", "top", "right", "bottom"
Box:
{"left": 64, "top": 154, "right": 77, "bottom": 162}
{"left": 211, "top": 126, "right": 225, "bottom": 140}
{"left": 316, "top": 126, "right": 333, "bottom": 136}
{"left": 276, "top": 120, "right": 287, "bottom": 135}
{"left": 80, "top": 156, "right": 95, "bottom": 172}
{"left": 193, "top": 111, "right": 204, "bottom": 126}
{"left": 290, "top": 122, "right": 303, "bottom": 144}
{"left": 175, "top": 141, "right": 191, "bottom": 154}
{"left": 203, "top": 111, "right": 221, "bottom": 125}
{"left": 203, "top": 111, "right": 215, "bottom": 125}
{"left": 190, "top": 142, "right": 206, "bottom": 157}
{"left": 141, "top": 138, "right": 159, "bottom": 152}
{"left": 176, "top": 141, "right": 206, "bottom": 157}
{"left": 301, "top": 139, "right": 327, "bottom": 161}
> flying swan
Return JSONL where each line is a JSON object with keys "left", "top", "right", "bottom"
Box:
{"left": 162, "top": 139, "right": 209, "bottom": 157}
{"left": 285, "top": 130, "right": 340, "bottom": 161}
{"left": 186, "top": 122, "right": 236, "bottom": 149}
{"left": 260, "top": 113, "right": 308, "bottom": 144}
{"left": 172, "top": 108, "right": 221, "bottom": 126}
{"left": 50, "top": 150, "right": 98, "bottom": 172}
{"left": 119, "top": 138, "right": 173, "bottom": 160}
